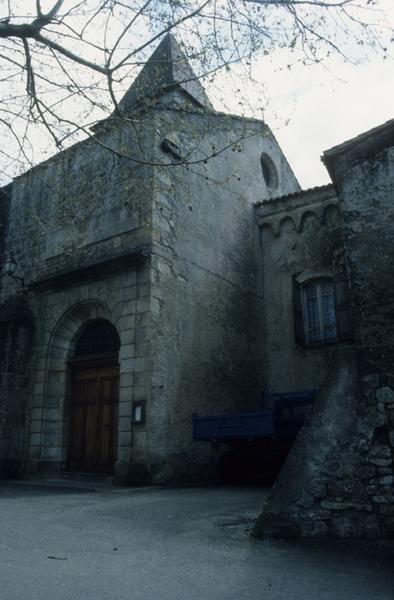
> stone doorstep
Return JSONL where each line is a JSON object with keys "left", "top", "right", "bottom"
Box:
{"left": 2, "top": 475, "right": 113, "bottom": 493}
{"left": 61, "top": 471, "right": 114, "bottom": 483}
{"left": 0, "top": 477, "right": 171, "bottom": 495}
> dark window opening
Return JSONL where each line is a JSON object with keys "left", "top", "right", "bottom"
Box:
{"left": 74, "top": 319, "right": 120, "bottom": 358}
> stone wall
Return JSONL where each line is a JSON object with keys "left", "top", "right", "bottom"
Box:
{"left": 0, "top": 185, "right": 10, "bottom": 295}
{"left": 23, "top": 265, "right": 149, "bottom": 483}
{"left": 253, "top": 350, "right": 394, "bottom": 538}
{"left": 330, "top": 137, "right": 394, "bottom": 536}
{"left": 0, "top": 113, "right": 156, "bottom": 482}
{"left": 2, "top": 114, "right": 155, "bottom": 295}
{"left": 146, "top": 101, "right": 301, "bottom": 482}
{"left": 358, "top": 375, "right": 394, "bottom": 535}
{"left": 0, "top": 295, "right": 34, "bottom": 476}
{"left": 1, "top": 90, "right": 302, "bottom": 483}
{"left": 253, "top": 126, "right": 394, "bottom": 539}
{"left": 255, "top": 184, "right": 344, "bottom": 395}
{"left": 337, "top": 146, "right": 394, "bottom": 369}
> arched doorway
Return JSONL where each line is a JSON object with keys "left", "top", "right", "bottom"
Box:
{"left": 67, "top": 319, "right": 120, "bottom": 474}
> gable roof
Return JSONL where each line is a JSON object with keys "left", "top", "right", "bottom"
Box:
{"left": 254, "top": 183, "right": 334, "bottom": 208}
{"left": 117, "top": 34, "right": 214, "bottom": 113}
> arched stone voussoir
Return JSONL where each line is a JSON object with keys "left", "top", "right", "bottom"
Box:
{"left": 48, "top": 299, "right": 112, "bottom": 362}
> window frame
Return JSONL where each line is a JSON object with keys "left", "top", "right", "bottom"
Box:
{"left": 301, "top": 278, "right": 337, "bottom": 346}
{"left": 293, "top": 271, "right": 353, "bottom": 348}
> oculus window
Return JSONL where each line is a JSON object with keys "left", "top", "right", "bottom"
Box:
{"left": 260, "top": 153, "right": 279, "bottom": 190}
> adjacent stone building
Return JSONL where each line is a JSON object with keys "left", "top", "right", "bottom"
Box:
{"left": 254, "top": 119, "right": 394, "bottom": 539}
{"left": 0, "top": 34, "right": 393, "bottom": 538}
{"left": 255, "top": 183, "right": 350, "bottom": 396}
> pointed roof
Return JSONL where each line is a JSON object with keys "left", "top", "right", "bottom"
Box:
{"left": 117, "top": 34, "right": 213, "bottom": 113}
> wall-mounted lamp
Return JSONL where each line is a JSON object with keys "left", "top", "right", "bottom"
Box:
{"left": 4, "top": 257, "right": 25, "bottom": 288}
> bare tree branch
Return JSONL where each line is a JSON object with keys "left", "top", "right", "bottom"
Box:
{"left": 44, "top": 0, "right": 65, "bottom": 21}
{"left": 22, "top": 37, "right": 61, "bottom": 146}
{"left": 111, "top": 0, "right": 211, "bottom": 72}
{"left": 244, "top": 0, "right": 354, "bottom": 6}
{"left": 0, "top": 0, "right": 65, "bottom": 38}
{"left": 34, "top": 33, "right": 109, "bottom": 74}
{"left": 36, "top": 1, "right": 43, "bottom": 19}
{"left": 0, "top": 0, "right": 391, "bottom": 183}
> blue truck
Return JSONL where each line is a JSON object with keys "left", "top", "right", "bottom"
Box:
{"left": 192, "top": 390, "right": 315, "bottom": 482}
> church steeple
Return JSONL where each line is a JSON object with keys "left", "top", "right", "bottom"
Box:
{"left": 117, "top": 34, "right": 213, "bottom": 113}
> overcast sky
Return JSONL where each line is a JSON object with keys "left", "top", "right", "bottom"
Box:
{"left": 210, "top": 45, "right": 394, "bottom": 189}
{"left": 0, "top": 1, "right": 392, "bottom": 189}
{"left": 200, "top": 0, "right": 394, "bottom": 189}
{"left": 263, "top": 55, "right": 393, "bottom": 188}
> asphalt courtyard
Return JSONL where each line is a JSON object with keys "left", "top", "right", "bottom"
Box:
{"left": 0, "top": 480, "right": 393, "bottom": 600}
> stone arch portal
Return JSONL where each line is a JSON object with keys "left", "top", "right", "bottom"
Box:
{"left": 40, "top": 300, "right": 128, "bottom": 477}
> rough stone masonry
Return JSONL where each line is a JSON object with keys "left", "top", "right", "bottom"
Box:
{"left": 254, "top": 120, "right": 394, "bottom": 539}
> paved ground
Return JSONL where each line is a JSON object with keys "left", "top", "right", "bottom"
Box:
{"left": 0, "top": 481, "right": 393, "bottom": 600}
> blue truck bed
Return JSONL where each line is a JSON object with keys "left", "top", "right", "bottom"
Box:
{"left": 192, "top": 411, "right": 274, "bottom": 442}
{"left": 192, "top": 390, "right": 315, "bottom": 443}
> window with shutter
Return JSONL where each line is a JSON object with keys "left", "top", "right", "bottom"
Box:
{"left": 293, "top": 274, "right": 352, "bottom": 346}
{"left": 293, "top": 276, "right": 305, "bottom": 345}
{"left": 333, "top": 271, "right": 354, "bottom": 341}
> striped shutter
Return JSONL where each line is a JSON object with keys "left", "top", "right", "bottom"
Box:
{"left": 333, "top": 271, "right": 354, "bottom": 341}
{"left": 293, "top": 275, "right": 305, "bottom": 345}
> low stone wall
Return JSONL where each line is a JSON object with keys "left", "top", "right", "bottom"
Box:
{"left": 253, "top": 350, "right": 394, "bottom": 539}
{"left": 357, "top": 376, "right": 394, "bottom": 535}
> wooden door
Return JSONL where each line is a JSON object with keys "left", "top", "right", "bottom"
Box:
{"left": 68, "top": 362, "right": 119, "bottom": 474}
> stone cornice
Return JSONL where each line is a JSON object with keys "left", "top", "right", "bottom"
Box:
{"left": 255, "top": 184, "right": 339, "bottom": 233}
{"left": 28, "top": 247, "right": 150, "bottom": 293}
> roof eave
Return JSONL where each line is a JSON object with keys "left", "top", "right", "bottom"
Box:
{"left": 322, "top": 118, "right": 394, "bottom": 183}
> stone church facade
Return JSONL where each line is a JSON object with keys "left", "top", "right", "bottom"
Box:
{"left": 0, "top": 35, "right": 300, "bottom": 484}
{"left": 0, "top": 35, "right": 393, "bottom": 537}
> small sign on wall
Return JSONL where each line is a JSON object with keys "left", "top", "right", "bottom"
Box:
{"left": 132, "top": 400, "right": 145, "bottom": 424}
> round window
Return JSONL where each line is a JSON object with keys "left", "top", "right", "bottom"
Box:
{"left": 260, "top": 153, "right": 279, "bottom": 189}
